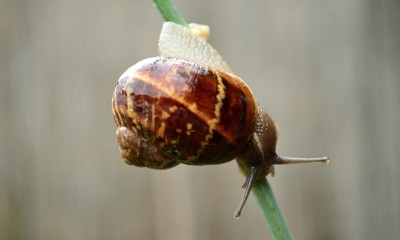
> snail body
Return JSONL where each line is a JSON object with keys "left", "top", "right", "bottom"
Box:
{"left": 112, "top": 56, "right": 328, "bottom": 218}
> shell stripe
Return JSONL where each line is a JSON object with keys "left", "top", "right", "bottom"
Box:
{"left": 112, "top": 93, "right": 124, "bottom": 126}
{"left": 200, "top": 72, "right": 225, "bottom": 150}
{"left": 119, "top": 85, "right": 141, "bottom": 131}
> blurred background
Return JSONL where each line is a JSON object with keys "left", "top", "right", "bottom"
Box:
{"left": 1, "top": 0, "right": 399, "bottom": 239}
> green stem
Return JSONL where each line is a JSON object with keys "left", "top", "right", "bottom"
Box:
{"left": 152, "top": 0, "right": 189, "bottom": 27}
{"left": 252, "top": 177, "right": 293, "bottom": 240}
{"left": 151, "top": 0, "right": 292, "bottom": 239}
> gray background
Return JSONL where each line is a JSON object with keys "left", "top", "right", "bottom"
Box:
{"left": 1, "top": 0, "right": 399, "bottom": 239}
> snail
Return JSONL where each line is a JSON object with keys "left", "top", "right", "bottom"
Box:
{"left": 112, "top": 56, "right": 329, "bottom": 218}
{"left": 112, "top": 22, "right": 329, "bottom": 218}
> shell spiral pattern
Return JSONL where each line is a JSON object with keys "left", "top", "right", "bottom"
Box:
{"left": 112, "top": 57, "right": 257, "bottom": 169}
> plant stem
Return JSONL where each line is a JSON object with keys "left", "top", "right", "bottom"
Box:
{"left": 152, "top": 0, "right": 189, "bottom": 27}
{"left": 252, "top": 178, "right": 293, "bottom": 240}
{"left": 151, "top": 0, "right": 293, "bottom": 239}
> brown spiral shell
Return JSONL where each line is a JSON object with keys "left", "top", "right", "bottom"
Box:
{"left": 112, "top": 57, "right": 257, "bottom": 169}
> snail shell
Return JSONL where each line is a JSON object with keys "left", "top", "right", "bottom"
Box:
{"left": 112, "top": 57, "right": 257, "bottom": 169}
